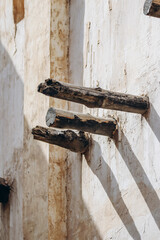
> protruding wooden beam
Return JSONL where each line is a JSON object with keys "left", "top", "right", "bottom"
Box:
{"left": 46, "top": 107, "right": 117, "bottom": 137}
{"left": 0, "top": 178, "right": 11, "bottom": 203}
{"left": 32, "top": 126, "right": 89, "bottom": 154}
{"left": 144, "top": 0, "right": 160, "bottom": 18}
{"left": 38, "top": 79, "right": 149, "bottom": 114}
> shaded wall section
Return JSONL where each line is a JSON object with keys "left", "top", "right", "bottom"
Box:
{"left": 0, "top": 1, "right": 24, "bottom": 238}
{"left": 0, "top": 1, "right": 50, "bottom": 239}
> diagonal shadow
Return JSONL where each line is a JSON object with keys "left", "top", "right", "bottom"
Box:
{"left": 144, "top": 103, "right": 160, "bottom": 143}
{"left": 71, "top": 202, "right": 103, "bottom": 240}
{"left": 66, "top": 151, "right": 102, "bottom": 240}
{"left": 85, "top": 139, "right": 141, "bottom": 240}
{"left": 116, "top": 131, "right": 160, "bottom": 231}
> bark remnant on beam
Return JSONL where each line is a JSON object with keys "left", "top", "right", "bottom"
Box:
{"left": 0, "top": 178, "right": 11, "bottom": 203}
{"left": 144, "top": 0, "right": 160, "bottom": 18}
{"left": 32, "top": 126, "right": 89, "bottom": 154}
{"left": 46, "top": 107, "right": 117, "bottom": 137}
{"left": 38, "top": 79, "right": 149, "bottom": 114}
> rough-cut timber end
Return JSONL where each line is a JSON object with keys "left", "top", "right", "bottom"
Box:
{"left": 38, "top": 79, "right": 149, "bottom": 114}
{"left": 32, "top": 126, "right": 89, "bottom": 154}
{"left": 144, "top": 0, "right": 160, "bottom": 18}
{"left": 46, "top": 107, "right": 56, "bottom": 127}
{"left": 0, "top": 178, "right": 11, "bottom": 203}
{"left": 38, "top": 79, "right": 61, "bottom": 95}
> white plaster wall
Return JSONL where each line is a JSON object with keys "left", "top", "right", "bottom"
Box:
{"left": 23, "top": 1, "right": 50, "bottom": 239}
{"left": 0, "top": 1, "right": 24, "bottom": 239}
{"left": 69, "top": 0, "right": 160, "bottom": 239}
{"left": 1, "top": 1, "right": 160, "bottom": 239}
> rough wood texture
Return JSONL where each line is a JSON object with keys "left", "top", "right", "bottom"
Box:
{"left": 38, "top": 79, "right": 150, "bottom": 114}
{"left": 46, "top": 107, "right": 117, "bottom": 137}
{"left": 32, "top": 126, "right": 89, "bottom": 153}
{"left": 0, "top": 178, "right": 11, "bottom": 203}
{"left": 144, "top": 0, "right": 160, "bottom": 18}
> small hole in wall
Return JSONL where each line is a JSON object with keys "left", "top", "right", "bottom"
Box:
{"left": 13, "top": 0, "right": 24, "bottom": 24}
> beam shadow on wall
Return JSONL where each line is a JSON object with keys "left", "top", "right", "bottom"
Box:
{"left": 85, "top": 140, "right": 141, "bottom": 240}
{"left": 144, "top": 103, "right": 160, "bottom": 143}
{"left": 66, "top": 153, "right": 102, "bottom": 239}
{"left": 116, "top": 132, "right": 160, "bottom": 231}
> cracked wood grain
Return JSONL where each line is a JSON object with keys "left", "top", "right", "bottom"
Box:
{"left": 38, "top": 79, "right": 149, "bottom": 114}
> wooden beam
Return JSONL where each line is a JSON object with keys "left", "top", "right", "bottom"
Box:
{"left": 144, "top": 0, "right": 160, "bottom": 18}
{"left": 0, "top": 178, "right": 11, "bottom": 203}
{"left": 32, "top": 126, "right": 89, "bottom": 154}
{"left": 46, "top": 107, "right": 117, "bottom": 137}
{"left": 38, "top": 79, "right": 149, "bottom": 114}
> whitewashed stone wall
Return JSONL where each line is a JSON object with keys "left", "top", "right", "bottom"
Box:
{"left": 1, "top": 1, "right": 160, "bottom": 240}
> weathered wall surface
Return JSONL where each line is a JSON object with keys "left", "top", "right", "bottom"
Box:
{"left": 1, "top": 1, "right": 160, "bottom": 240}
{"left": 68, "top": 0, "right": 160, "bottom": 239}
{"left": 49, "top": 1, "right": 69, "bottom": 239}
